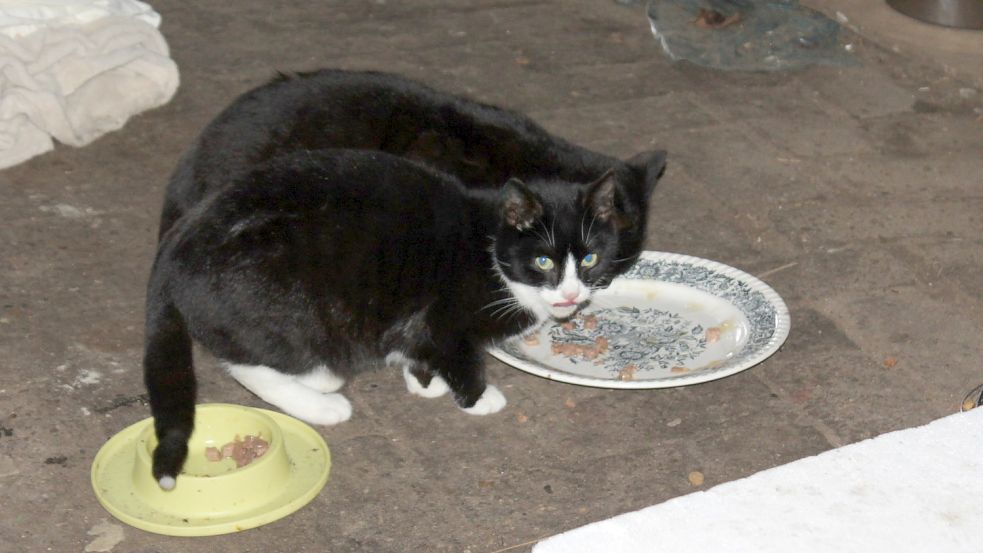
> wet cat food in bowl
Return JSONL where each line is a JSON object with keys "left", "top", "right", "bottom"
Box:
{"left": 91, "top": 403, "right": 330, "bottom": 536}
{"left": 134, "top": 405, "right": 290, "bottom": 498}
{"left": 205, "top": 433, "right": 271, "bottom": 467}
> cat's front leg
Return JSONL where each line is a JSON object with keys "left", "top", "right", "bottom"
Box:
{"left": 426, "top": 338, "right": 507, "bottom": 416}
{"left": 460, "top": 382, "right": 507, "bottom": 415}
{"left": 386, "top": 352, "right": 450, "bottom": 399}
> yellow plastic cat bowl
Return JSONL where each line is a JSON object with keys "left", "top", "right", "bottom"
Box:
{"left": 91, "top": 403, "right": 330, "bottom": 536}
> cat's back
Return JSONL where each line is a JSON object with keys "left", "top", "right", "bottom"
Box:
{"left": 164, "top": 149, "right": 473, "bottom": 270}
{"left": 156, "top": 149, "right": 490, "bottom": 338}
{"left": 164, "top": 70, "right": 458, "bottom": 230}
{"left": 162, "top": 69, "right": 615, "bottom": 237}
{"left": 182, "top": 69, "right": 557, "bottom": 180}
{"left": 178, "top": 70, "right": 409, "bottom": 184}
{"left": 183, "top": 69, "right": 492, "bottom": 182}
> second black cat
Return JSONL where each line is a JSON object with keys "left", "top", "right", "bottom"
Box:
{"left": 160, "top": 68, "right": 641, "bottom": 237}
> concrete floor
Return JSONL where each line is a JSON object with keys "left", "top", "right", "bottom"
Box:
{"left": 2, "top": 1, "right": 982, "bottom": 552}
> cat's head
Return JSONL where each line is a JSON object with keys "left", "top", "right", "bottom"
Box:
{"left": 493, "top": 150, "right": 667, "bottom": 322}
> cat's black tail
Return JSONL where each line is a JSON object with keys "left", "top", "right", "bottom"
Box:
{"left": 143, "top": 285, "right": 196, "bottom": 490}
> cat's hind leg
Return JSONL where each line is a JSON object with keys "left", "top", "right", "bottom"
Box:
{"left": 295, "top": 364, "right": 345, "bottom": 393}
{"left": 225, "top": 363, "right": 351, "bottom": 425}
{"left": 387, "top": 352, "right": 449, "bottom": 399}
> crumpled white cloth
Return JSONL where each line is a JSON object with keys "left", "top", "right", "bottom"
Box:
{"left": 0, "top": 0, "right": 161, "bottom": 39}
{"left": 0, "top": 1, "right": 178, "bottom": 169}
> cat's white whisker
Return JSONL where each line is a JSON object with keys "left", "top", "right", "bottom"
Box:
{"left": 480, "top": 296, "right": 519, "bottom": 311}
{"left": 537, "top": 219, "right": 556, "bottom": 249}
{"left": 501, "top": 304, "right": 529, "bottom": 320}
{"left": 489, "top": 302, "right": 524, "bottom": 320}
{"left": 529, "top": 226, "right": 551, "bottom": 246}
{"left": 482, "top": 302, "right": 515, "bottom": 313}
{"left": 584, "top": 213, "right": 598, "bottom": 246}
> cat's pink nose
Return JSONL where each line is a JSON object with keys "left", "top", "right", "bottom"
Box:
{"left": 561, "top": 288, "right": 579, "bottom": 301}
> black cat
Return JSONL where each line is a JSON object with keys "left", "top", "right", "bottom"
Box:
{"left": 146, "top": 148, "right": 666, "bottom": 489}
{"left": 160, "top": 68, "right": 635, "bottom": 237}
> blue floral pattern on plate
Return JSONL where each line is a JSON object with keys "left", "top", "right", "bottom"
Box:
{"left": 548, "top": 307, "right": 708, "bottom": 371}
{"left": 620, "top": 260, "right": 779, "bottom": 365}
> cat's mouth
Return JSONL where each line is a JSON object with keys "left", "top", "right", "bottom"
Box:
{"left": 548, "top": 300, "right": 583, "bottom": 320}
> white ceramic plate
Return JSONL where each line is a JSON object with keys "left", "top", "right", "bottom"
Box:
{"left": 487, "top": 251, "right": 790, "bottom": 389}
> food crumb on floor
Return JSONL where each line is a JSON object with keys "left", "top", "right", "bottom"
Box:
{"left": 687, "top": 470, "right": 705, "bottom": 486}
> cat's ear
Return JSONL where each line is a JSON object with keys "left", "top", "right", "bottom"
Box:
{"left": 584, "top": 170, "right": 631, "bottom": 229}
{"left": 625, "top": 150, "right": 668, "bottom": 200}
{"left": 500, "top": 178, "right": 544, "bottom": 230}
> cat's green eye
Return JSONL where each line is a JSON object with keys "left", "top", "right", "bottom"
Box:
{"left": 581, "top": 253, "right": 599, "bottom": 268}
{"left": 534, "top": 256, "right": 555, "bottom": 271}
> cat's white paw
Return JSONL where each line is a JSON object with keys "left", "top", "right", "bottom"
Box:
{"left": 227, "top": 363, "right": 352, "bottom": 424}
{"left": 402, "top": 366, "right": 449, "bottom": 398}
{"left": 461, "top": 385, "right": 507, "bottom": 415}
{"left": 282, "top": 392, "right": 352, "bottom": 426}
{"left": 158, "top": 476, "right": 176, "bottom": 490}
{"left": 296, "top": 364, "right": 345, "bottom": 393}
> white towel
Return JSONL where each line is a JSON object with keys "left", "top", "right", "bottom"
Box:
{"left": 0, "top": 1, "right": 177, "bottom": 170}
{"left": 0, "top": 0, "right": 160, "bottom": 39}
{"left": 534, "top": 407, "right": 983, "bottom": 553}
